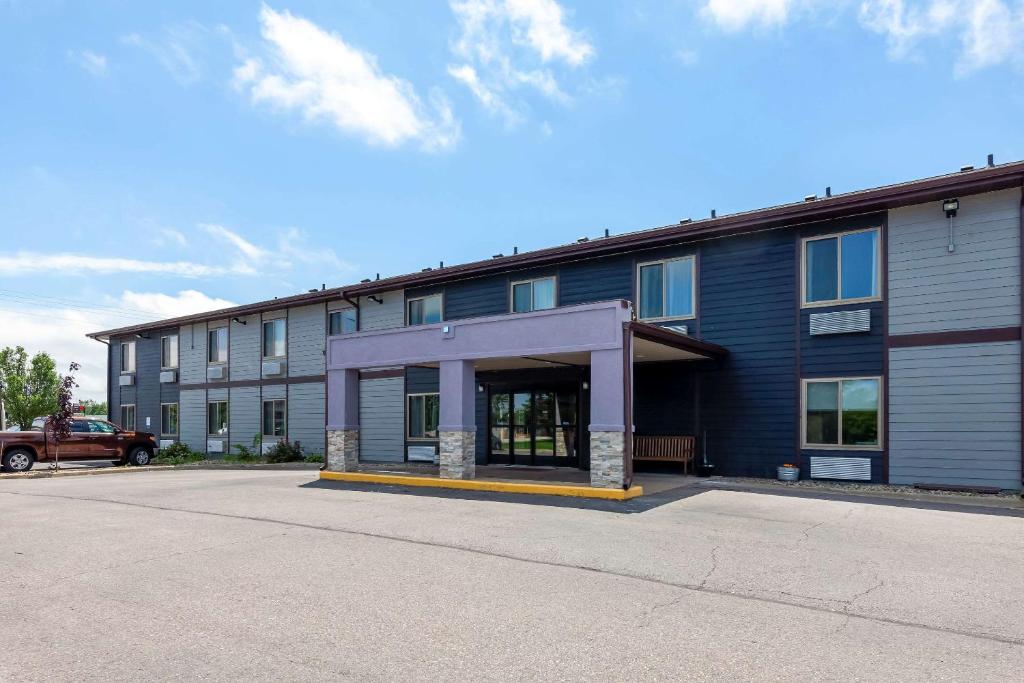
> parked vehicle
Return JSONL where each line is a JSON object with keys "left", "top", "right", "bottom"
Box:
{"left": 0, "top": 417, "right": 157, "bottom": 472}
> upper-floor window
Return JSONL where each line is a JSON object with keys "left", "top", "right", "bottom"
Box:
{"left": 329, "top": 308, "right": 357, "bottom": 335}
{"left": 803, "top": 377, "right": 881, "bottom": 449}
{"left": 263, "top": 318, "right": 286, "bottom": 358}
{"left": 511, "top": 276, "right": 556, "bottom": 313}
{"left": 408, "top": 294, "right": 443, "bottom": 326}
{"left": 161, "top": 403, "right": 179, "bottom": 436}
{"left": 208, "top": 327, "right": 228, "bottom": 364}
{"left": 161, "top": 334, "right": 179, "bottom": 369}
{"left": 262, "top": 399, "right": 286, "bottom": 437}
{"left": 803, "top": 228, "right": 880, "bottom": 306}
{"left": 407, "top": 393, "right": 440, "bottom": 439}
{"left": 120, "top": 341, "right": 136, "bottom": 373}
{"left": 637, "top": 256, "right": 695, "bottom": 320}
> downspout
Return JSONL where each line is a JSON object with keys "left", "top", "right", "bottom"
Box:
{"left": 622, "top": 323, "right": 634, "bottom": 490}
{"left": 1019, "top": 183, "right": 1023, "bottom": 488}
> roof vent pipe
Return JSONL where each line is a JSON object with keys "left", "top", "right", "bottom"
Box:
{"left": 604, "top": 228, "right": 610, "bottom": 237}
{"left": 826, "top": 186, "right": 832, "bottom": 197}
{"left": 988, "top": 153, "right": 995, "bottom": 167}
{"left": 439, "top": 261, "right": 444, "bottom": 268}
{"left": 375, "top": 273, "right": 380, "bottom": 280}
{"left": 711, "top": 209, "right": 716, "bottom": 218}
{"left": 513, "top": 246, "right": 518, "bottom": 254}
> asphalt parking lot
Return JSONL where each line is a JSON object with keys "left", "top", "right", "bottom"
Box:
{"left": 0, "top": 469, "right": 1021, "bottom": 681}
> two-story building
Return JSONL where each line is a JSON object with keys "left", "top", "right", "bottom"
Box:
{"left": 89, "top": 159, "right": 1024, "bottom": 491}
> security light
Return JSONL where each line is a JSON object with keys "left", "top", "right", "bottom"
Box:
{"left": 943, "top": 199, "right": 959, "bottom": 218}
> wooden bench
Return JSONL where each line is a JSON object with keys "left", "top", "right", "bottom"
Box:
{"left": 632, "top": 435, "right": 696, "bottom": 474}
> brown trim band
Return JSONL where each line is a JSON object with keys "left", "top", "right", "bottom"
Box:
{"left": 888, "top": 326, "right": 1022, "bottom": 348}
{"left": 180, "top": 375, "right": 327, "bottom": 391}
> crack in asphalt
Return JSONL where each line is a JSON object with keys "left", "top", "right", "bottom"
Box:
{"left": 2, "top": 489, "right": 1022, "bottom": 649}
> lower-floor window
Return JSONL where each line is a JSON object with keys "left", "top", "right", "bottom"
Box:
{"left": 262, "top": 399, "right": 286, "bottom": 437}
{"left": 119, "top": 404, "right": 135, "bottom": 431}
{"left": 407, "top": 393, "right": 439, "bottom": 439}
{"left": 161, "top": 403, "right": 179, "bottom": 435}
{"left": 208, "top": 401, "right": 228, "bottom": 435}
{"left": 803, "top": 377, "right": 881, "bottom": 448}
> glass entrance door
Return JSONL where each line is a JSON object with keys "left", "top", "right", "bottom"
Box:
{"left": 489, "top": 388, "right": 578, "bottom": 466}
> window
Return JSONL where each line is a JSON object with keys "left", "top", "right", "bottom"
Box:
{"left": 262, "top": 318, "right": 286, "bottom": 358}
{"left": 329, "top": 308, "right": 358, "bottom": 335}
{"left": 120, "top": 341, "right": 136, "bottom": 373}
{"left": 208, "top": 401, "right": 228, "bottom": 435}
{"left": 637, "top": 256, "right": 695, "bottom": 320}
{"left": 208, "top": 327, "right": 228, "bottom": 364}
{"left": 407, "top": 393, "right": 440, "bottom": 439}
{"left": 161, "top": 403, "right": 179, "bottom": 435}
{"left": 407, "top": 294, "right": 443, "bottom": 326}
{"left": 119, "top": 404, "right": 136, "bottom": 430}
{"left": 71, "top": 420, "right": 89, "bottom": 433}
{"left": 803, "top": 228, "right": 880, "bottom": 306}
{"left": 161, "top": 335, "right": 179, "bottom": 369}
{"left": 89, "top": 420, "right": 116, "bottom": 434}
{"left": 262, "top": 399, "right": 286, "bottom": 437}
{"left": 803, "top": 377, "right": 881, "bottom": 449}
{"left": 511, "top": 277, "right": 556, "bottom": 313}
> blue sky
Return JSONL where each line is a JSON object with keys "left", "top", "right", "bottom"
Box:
{"left": 1, "top": 0, "right": 1022, "bottom": 399}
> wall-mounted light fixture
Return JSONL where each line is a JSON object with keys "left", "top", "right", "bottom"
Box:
{"left": 582, "top": 381, "right": 589, "bottom": 390}
{"left": 134, "top": 333, "right": 150, "bottom": 339}
{"left": 478, "top": 384, "right": 485, "bottom": 393}
{"left": 942, "top": 198, "right": 959, "bottom": 218}
{"left": 231, "top": 317, "right": 247, "bottom": 325}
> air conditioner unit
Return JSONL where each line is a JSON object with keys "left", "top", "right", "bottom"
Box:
{"left": 262, "top": 361, "right": 284, "bottom": 376}
{"left": 207, "top": 439, "right": 225, "bottom": 454}
{"left": 118, "top": 374, "right": 135, "bottom": 386}
{"left": 207, "top": 365, "right": 225, "bottom": 380}
{"left": 407, "top": 445, "right": 437, "bottom": 462}
{"left": 159, "top": 370, "right": 178, "bottom": 383}
{"left": 158, "top": 439, "right": 176, "bottom": 449}
{"left": 261, "top": 440, "right": 280, "bottom": 455}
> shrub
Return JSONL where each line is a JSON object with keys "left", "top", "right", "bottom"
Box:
{"left": 304, "top": 451, "right": 324, "bottom": 464}
{"left": 153, "top": 441, "right": 205, "bottom": 466}
{"left": 228, "top": 434, "right": 263, "bottom": 463}
{"left": 265, "top": 439, "right": 304, "bottom": 463}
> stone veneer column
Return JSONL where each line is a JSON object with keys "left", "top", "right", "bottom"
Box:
{"left": 438, "top": 359, "right": 476, "bottom": 480}
{"left": 326, "top": 368, "right": 360, "bottom": 472}
{"left": 589, "top": 348, "right": 627, "bottom": 488}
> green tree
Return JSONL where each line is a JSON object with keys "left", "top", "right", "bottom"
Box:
{"left": 0, "top": 346, "right": 61, "bottom": 430}
{"left": 77, "top": 399, "right": 108, "bottom": 416}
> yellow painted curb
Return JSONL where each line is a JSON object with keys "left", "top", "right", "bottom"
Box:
{"left": 319, "top": 471, "right": 643, "bottom": 500}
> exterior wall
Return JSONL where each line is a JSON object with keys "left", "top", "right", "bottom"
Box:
{"left": 889, "top": 342, "right": 1021, "bottom": 489}
{"left": 359, "top": 376, "right": 404, "bottom": 462}
{"left": 179, "top": 389, "right": 206, "bottom": 452}
{"left": 558, "top": 254, "right": 633, "bottom": 307}
{"left": 287, "top": 304, "right": 327, "bottom": 377}
{"left": 359, "top": 290, "right": 405, "bottom": 330}
{"left": 229, "top": 314, "right": 261, "bottom": 382}
{"left": 889, "top": 188, "right": 1021, "bottom": 334}
{"left": 229, "top": 386, "right": 260, "bottom": 450}
{"left": 444, "top": 276, "right": 507, "bottom": 319}
{"left": 288, "top": 381, "right": 326, "bottom": 455}
{"left": 179, "top": 323, "right": 207, "bottom": 385}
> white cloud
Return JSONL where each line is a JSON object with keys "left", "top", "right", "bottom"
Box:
{"left": 448, "top": 0, "right": 598, "bottom": 126}
{"left": 701, "top": 0, "right": 804, "bottom": 31}
{"left": 276, "top": 226, "right": 354, "bottom": 271}
{"left": 153, "top": 227, "right": 188, "bottom": 248}
{"left": 201, "top": 222, "right": 268, "bottom": 262}
{"left": 121, "top": 21, "right": 211, "bottom": 86}
{"left": 859, "top": 0, "right": 1024, "bottom": 72}
{"left": 0, "top": 290, "right": 235, "bottom": 402}
{"left": 70, "top": 49, "right": 108, "bottom": 77}
{"left": 234, "top": 5, "right": 460, "bottom": 151}
{"left": 0, "top": 253, "right": 247, "bottom": 278}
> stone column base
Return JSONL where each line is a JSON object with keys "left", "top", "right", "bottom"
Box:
{"left": 590, "top": 430, "right": 625, "bottom": 488}
{"left": 326, "top": 429, "right": 359, "bottom": 472}
{"left": 440, "top": 429, "right": 476, "bottom": 480}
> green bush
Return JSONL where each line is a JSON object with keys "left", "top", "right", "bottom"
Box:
{"left": 153, "top": 441, "right": 205, "bottom": 465}
{"left": 304, "top": 452, "right": 324, "bottom": 464}
{"left": 228, "top": 434, "right": 262, "bottom": 463}
{"left": 265, "top": 439, "right": 304, "bottom": 463}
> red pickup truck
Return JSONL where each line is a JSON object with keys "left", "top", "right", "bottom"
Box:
{"left": 0, "top": 417, "right": 157, "bottom": 472}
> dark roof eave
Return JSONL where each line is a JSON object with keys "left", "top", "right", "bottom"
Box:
{"left": 629, "top": 321, "right": 729, "bottom": 359}
{"left": 341, "top": 161, "right": 1024, "bottom": 296}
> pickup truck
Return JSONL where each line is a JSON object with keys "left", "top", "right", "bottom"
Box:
{"left": 0, "top": 417, "right": 157, "bottom": 472}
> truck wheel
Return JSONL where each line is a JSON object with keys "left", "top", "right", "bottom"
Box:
{"left": 128, "top": 447, "right": 152, "bottom": 467}
{"left": 2, "top": 449, "right": 35, "bottom": 473}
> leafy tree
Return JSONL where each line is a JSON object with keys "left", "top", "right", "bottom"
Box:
{"left": 77, "top": 399, "right": 108, "bottom": 416}
{"left": 0, "top": 346, "right": 60, "bottom": 430}
{"left": 48, "top": 363, "right": 80, "bottom": 470}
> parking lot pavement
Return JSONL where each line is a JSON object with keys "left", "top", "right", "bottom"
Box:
{"left": 0, "top": 470, "right": 1021, "bottom": 681}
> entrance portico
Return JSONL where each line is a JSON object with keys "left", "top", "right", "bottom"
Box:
{"left": 325, "top": 300, "right": 725, "bottom": 489}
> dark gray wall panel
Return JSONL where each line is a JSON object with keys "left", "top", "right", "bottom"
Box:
{"left": 558, "top": 254, "right": 633, "bottom": 307}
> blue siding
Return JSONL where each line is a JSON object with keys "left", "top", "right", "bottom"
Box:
{"left": 445, "top": 276, "right": 508, "bottom": 320}
{"left": 700, "top": 232, "right": 798, "bottom": 478}
{"left": 135, "top": 332, "right": 162, "bottom": 433}
{"left": 633, "top": 362, "right": 698, "bottom": 436}
{"left": 800, "top": 302, "right": 884, "bottom": 377}
{"left": 405, "top": 366, "right": 439, "bottom": 393}
{"left": 558, "top": 254, "right": 633, "bottom": 306}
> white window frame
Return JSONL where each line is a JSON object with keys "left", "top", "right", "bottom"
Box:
{"left": 328, "top": 308, "right": 358, "bottom": 335}
{"left": 262, "top": 399, "right": 287, "bottom": 438}
{"left": 208, "top": 326, "right": 228, "bottom": 365}
{"left": 160, "top": 402, "right": 179, "bottom": 436}
{"left": 262, "top": 318, "right": 287, "bottom": 359}
{"left": 801, "top": 227, "right": 882, "bottom": 308}
{"left": 801, "top": 376, "right": 883, "bottom": 451}
{"left": 510, "top": 276, "right": 557, "bottom": 314}
{"left": 635, "top": 255, "right": 697, "bottom": 322}
{"left": 406, "top": 293, "right": 444, "bottom": 326}
{"left": 160, "top": 335, "right": 179, "bottom": 370}
{"left": 406, "top": 392, "right": 440, "bottom": 441}
{"left": 207, "top": 400, "right": 229, "bottom": 436}
{"left": 120, "top": 341, "right": 136, "bottom": 373}
{"left": 119, "top": 404, "right": 136, "bottom": 431}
